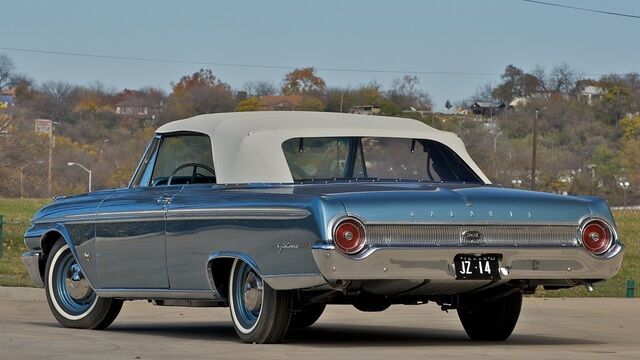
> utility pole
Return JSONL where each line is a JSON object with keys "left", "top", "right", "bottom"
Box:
{"left": 493, "top": 130, "right": 502, "bottom": 180}
{"left": 531, "top": 110, "right": 538, "bottom": 191}
{"left": 339, "top": 93, "right": 344, "bottom": 113}
{"left": 48, "top": 133, "right": 52, "bottom": 197}
{"left": 34, "top": 119, "right": 55, "bottom": 197}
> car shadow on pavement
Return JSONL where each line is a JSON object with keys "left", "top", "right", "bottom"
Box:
{"left": 285, "top": 325, "right": 603, "bottom": 347}
{"left": 31, "top": 321, "right": 603, "bottom": 347}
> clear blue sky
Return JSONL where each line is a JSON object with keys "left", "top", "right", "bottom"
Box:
{"left": 2, "top": 0, "right": 639, "bottom": 110}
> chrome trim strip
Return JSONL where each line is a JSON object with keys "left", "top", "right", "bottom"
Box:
{"left": 21, "top": 251, "right": 44, "bottom": 288}
{"left": 94, "top": 288, "right": 218, "bottom": 300}
{"left": 33, "top": 207, "right": 310, "bottom": 225}
{"left": 32, "top": 213, "right": 95, "bottom": 224}
{"left": 95, "top": 210, "right": 166, "bottom": 223}
{"left": 262, "top": 273, "right": 327, "bottom": 290}
{"left": 312, "top": 243, "right": 336, "bottom": 251}
{"left": 167, "top": 207, "right": 311, "bottom": 220}
{"left": 364, "top": 220, "right": 579, "bottom": 226}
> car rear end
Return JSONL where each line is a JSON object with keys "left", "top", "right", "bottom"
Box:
{"left": 307, "top": 185, "right": 624, "bottom": 296}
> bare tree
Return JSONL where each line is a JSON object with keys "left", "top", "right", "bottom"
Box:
{"left": 471, "top": 83, "right": 496, "bottom": 102}
{"left": 387, "top": 75, "right": 432, "bottom": 110}
{"left": 40, "top": 80, "right": 77, "bottom": 100}
{"left": 532, "top": 63, "right": 577, "bottom": 94}
{"left": 0, "top": 54, "right": 15, "bottom": 90}
{"left": 531, "top": 65, "right": 548, "bottom": 93}
{"left": 243, "top": 80, "right": 278, "bottom": 97}
{"left": 549, "top": 63, "right": 578, "bottom": 94}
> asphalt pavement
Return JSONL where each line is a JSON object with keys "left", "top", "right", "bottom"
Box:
{"left": 0, "top": 287, "right": 638, "bottom": 359}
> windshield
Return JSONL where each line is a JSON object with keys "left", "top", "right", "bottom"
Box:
{"left": 282, "top": 137, "right": 482, "bottom": 183}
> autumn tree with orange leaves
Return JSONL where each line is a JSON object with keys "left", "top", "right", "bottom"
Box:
{"left": 168, "top": 69, "right": 234, "bottom": 119}
{"left": 281, "top": 67, "right": 326, "bottom": 96}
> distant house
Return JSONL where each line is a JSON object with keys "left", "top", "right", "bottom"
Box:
{"left": 0, "top": 88, "right": 15, "bottom": 111}
{"left": 114, "top": 90, "right": 164, "bottom": 120}
{"left": 508, "top": 92, "right": 548, "bottom": 107}
{"left": 258, "top": 95, "right": 303, "bottom": 111}
{"left": 351, "top": 105, "right": 381, "bottom": 115}
{"left": 578, "top": 86, "right": 604, "bottom": 105}
{"left": 469, "top": 101, "right": 506, "bottom": 117}
{"left": 454, "top": 107, "right": 470, "bottom": 115}
{"left": 509, "top": 96, "right": 528, "bottom": 108}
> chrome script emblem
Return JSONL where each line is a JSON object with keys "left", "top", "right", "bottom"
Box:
{"left": 461, "top": 230, "right": 484, "bottom": 245}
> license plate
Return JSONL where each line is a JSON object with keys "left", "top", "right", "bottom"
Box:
{"left": 454, "top": 254, "right": 501, "bottom": 280}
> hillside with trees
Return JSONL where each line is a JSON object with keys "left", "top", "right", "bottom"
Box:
{"left": 0, "top": 54, "right": 638, "bottom": 205}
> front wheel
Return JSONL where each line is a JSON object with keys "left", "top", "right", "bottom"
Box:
{"left": 228, "top": 259, "right": 294, "bottom": 343}
{"left": 457, "top": 291, "right": 523, "bottom": 341}
{"left": 45, "top": 240, "right": 122, "bottom": 329}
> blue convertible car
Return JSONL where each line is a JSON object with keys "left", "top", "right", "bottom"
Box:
{"left": 22, "top": 112, "right": 624, "bottom": 343}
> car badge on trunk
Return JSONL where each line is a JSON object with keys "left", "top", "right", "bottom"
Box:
{"left": 461, "top": 230, "right": 484, "bottom": 245}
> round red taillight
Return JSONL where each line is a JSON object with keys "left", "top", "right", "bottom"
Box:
{"left": 581, "top": 220, "right": 613, "bottom": 255}
{"left": 333, "top": 219, "right": 366, "bottom": 254}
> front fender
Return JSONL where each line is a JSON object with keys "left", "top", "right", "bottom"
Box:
{"left": 24, "top": 223, "right": 97, "bottom": 290}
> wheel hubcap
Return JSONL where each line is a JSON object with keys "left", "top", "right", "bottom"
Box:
{"left": 243, "top": 272, "right": 263, "bottom": 314}
{"left": 65, "top": 263, "right": 92, "bottom": 301}
{"left": 232, "top": 262, "right": 266, "bottom": 331}
{"left": 54, "top": 248, "right": 96, "bottom": 315}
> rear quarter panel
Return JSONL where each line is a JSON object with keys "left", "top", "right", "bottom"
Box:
{"left": 165, "top": 185, "right": 345, "bottom": 290}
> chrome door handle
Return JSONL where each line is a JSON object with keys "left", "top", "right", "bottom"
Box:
{"left": 156, "top": 195, "right": 172, "bottom": 205}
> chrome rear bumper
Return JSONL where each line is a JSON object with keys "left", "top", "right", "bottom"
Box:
{"left": 311, "top": 243, "right": 624, "bottom": 281}
{"left": 21, "top": 251, "right": 44, "bottom": 288}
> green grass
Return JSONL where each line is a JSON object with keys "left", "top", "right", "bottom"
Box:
{"left": 0, "top": 198, "right": 50, "bottom": 286}
{"left": 534, "top": 210, "right": 640, "bottom": 297}
{"left": 1, "top": 198, "right": 638, "bottom": 296}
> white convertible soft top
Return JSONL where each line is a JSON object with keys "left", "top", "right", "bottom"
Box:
{"left": 156, "top": 111, "right": 491, "bottom": 184}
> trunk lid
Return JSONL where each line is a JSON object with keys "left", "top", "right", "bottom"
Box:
{"left": 294, "top": 182, "right": 593, "bottom": 224}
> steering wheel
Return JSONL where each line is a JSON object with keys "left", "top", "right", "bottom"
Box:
{"left": 167, "top": 163, "right": 216, "bottom": 185}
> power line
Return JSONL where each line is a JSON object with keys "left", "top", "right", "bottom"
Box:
{"left": 0, "top": 45, "right": 628, "bottom": 78}
{"left": 0, "top": 45, "right": 501, "bottom": 77}
{"left": 517, "top": 0, "right": 640, "bottom": 19}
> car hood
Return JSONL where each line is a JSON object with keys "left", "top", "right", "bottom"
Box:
{"left": 293, "top": 182, "right": 606, "bottom": 224}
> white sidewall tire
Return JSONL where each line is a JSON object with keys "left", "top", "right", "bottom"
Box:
{"left": 229, "top": 259, "right": 264, "bottom": 334}
{"left": 47, "top": 243, "right": 98, "bottom": 321}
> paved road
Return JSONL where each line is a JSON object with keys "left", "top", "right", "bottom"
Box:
{"left": 1, "top": 287, "right": 638, "bottom": 360}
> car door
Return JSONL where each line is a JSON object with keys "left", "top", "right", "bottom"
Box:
{"left": 160, "top": 134, "right": 217, "bottom": 290}
{"left": 165, "top": 185, "right": 224, "bottom": 290}
{"left": 94, "top": 132, "right": 214, "bottom": 289}
{"left": 95, "top": 186, "right": 182, "bottom": 289}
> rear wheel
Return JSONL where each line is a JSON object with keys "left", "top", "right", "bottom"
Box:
{"left": 45, "top": 240, "right": 122, "bottom": 329}
{"left": 290, "top": 303, "right": 326, "bottom": 329}
{"left": 228, "top": 259, "right": 293, "bottom": 343}
{"left": 457, "top": 291, "right": 522, "bottom": 341}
